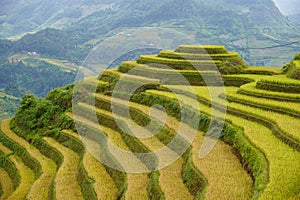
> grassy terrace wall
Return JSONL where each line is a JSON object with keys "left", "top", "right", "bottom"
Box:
{"left": 118, "top": 61, "right": 221, "bottom": 86}
{"left": 137, "top": 55, "right": 222, "bottom": 70}
{"left": 0, "top": 130, "right": 42, "bottom": 181}
{"left": 224, "top": 91, "right": 300, "bottom": 118}
{"left": 158, "top": 50, "right": 239, "bottom": 60}
{"left": 222, "top": 75, "right": 255, "bottom": 86}
{"left": 256, "top": 75, "right": 300, "bottom": 93}
{"left": 98, "top": 70, "right": 160, "bottom": 95}
{"left": 242, "top": 66, "right": 281, "bottom": 75}
{"left": 175, "top": 45, "right": 228, "bottom": 54}
{"left": 0, "top": 149, "right": 20, "bottom": 191}
{"left": 238, "top": 82, "right": 300, "bottom": 102}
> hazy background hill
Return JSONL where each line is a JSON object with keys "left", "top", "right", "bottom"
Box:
{"left": 1, "top": 0, "right": 299, "bottom": 65}
{"left": 273, "top": 0, "right": 299, "bottom": 15}
{"left": 0, "top": 0, "right": 121, "bottom": 38}
{"left": 273, "top": 0, "right": 300, "bottom": 24}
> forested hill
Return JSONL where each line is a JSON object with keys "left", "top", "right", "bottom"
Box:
{"left": 1, "top": 0, "right": 299, "bottom": 66}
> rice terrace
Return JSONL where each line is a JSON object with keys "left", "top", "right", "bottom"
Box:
{"left": 0, "top": 44, "right": 300, "bottom": 200}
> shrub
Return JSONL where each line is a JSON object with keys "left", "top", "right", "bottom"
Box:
{"left": 287, "top": 61, "right": 300, "bottom": 80}
{"left": 293, "top": 52, "right": 300, "bottom": 60}
{"left": 181, "top": 148, "right": 207, "bottom": 198}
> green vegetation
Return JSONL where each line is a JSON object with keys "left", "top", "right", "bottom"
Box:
{"left": 239, "top": 82, "right": 300, "bottom": 102}
{"left": 243, "top": 66, "right": 281, "bottom": 75}
{"left": 0, "top": 59, "right": 78, "bottom": 98}
{"left": 0, "top": 54, "right": 79, "bottom": 117}
{"left": 0, "top": 92, "right": 20, "bottom": 117}
{"left": 283, "top": 53, "right": 300, "bottom": 80}
{"left": 158, "top": 50, "right": 239, "bottom": 60}
{"left": 256, "top": 75, "right": 300, "bottom": 93}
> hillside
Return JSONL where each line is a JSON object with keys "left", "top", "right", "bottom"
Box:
{"left": 0, "top": 0, "right": 120, "bottom": 38}
{"left": 1, "top": 0, "right": 299, "bottom": 66}
{"left": 288, "top": 14, "right": 300, "bottom": 24}
{"left": 0, "top": 45, "right": 299, "bottom": 199}
{"left": 0, "top": 54, "right": 81, "bottom": 117}
{"left": 273, "top": 0, "right": 299, "bottom": 15}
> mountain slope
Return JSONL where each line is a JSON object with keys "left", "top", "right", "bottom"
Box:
{"left": 1, "top": 0, "right": 299, "bottom": 66}
{"left": 0, "top": 0, "right": 120, "bottom": 38}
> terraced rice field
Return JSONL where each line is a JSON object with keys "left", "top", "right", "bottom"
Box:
{"left": 43, "top": 137, "right": 83, "bottom": 200}
{"left": 1, "top": 45, "right": 299, "bottom": 199}
{"left": 146, "top": 88, "right": 300, "bottom": 199}
{"left": 92, "top": 93, "right": 253, "bottom": 199}
{"left": 0, "top": 143, "right": 35, "bottom": 200}
{"left": 0, "top": 168, "right": 14, "bottom": 200}
{"left": 1, "top": 120, "right": 57, "bottom": 199}
{"left": 76, "top": 104, "right": 193, "bottom": 199}
{"left": 62, "top": 130, "right": 119, "bottom": 200}
{"left": 192, "top": 134, "right": 252, "bottom": 199}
